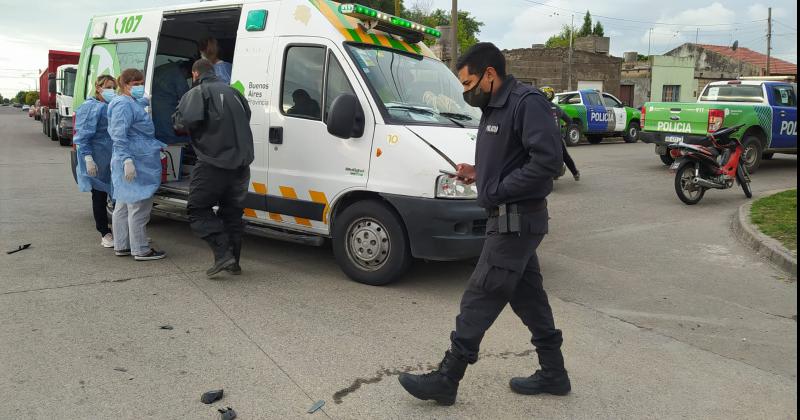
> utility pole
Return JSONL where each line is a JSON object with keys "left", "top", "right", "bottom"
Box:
{"left": 766, "top": 7, "right": 772, "bottom": 75}
{"left": 568, "top": 14, "right": 574, "bottom": 90}
{"left": 647, "top": 28, "right": 653, "bottom": 57}
{"left": 394, "top": 0, "right": 400, "bottom": 16}
{"left": 695, "top": 28, "right": 699, "bottom": 44}
{"left": 449, "top": 0, "right": 458, "bottom": 71}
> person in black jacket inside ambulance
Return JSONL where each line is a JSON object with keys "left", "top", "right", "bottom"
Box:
{"left": 173, "top": 59, "right": 254, "bottom": 277}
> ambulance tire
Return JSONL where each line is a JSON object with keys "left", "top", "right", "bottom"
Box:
{"left": 332, "top": 200, "right": 411, "bottom": 286}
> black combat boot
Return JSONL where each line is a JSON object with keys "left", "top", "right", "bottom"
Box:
{"left": 204, "top": 234, "right": 236, "bottom": 277}
{"left": 509, "top": 349, "right": 571, "bottom": 396}
{"left": 225, "top": 235, "right": 242, "bottom": 275}
{"left": 398, "top": 351, "right": 468, "bottom": 406}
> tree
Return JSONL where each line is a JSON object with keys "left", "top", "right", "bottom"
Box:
{"left": 545, "top": 25, "right": 574, "bottom": 48}
{"left": 25, "top": 91, "right": 39, "bottom": 106}
{"left": 409, "top": 8, "right": 483, "bottom": 52}
{"left": 579, "top": 11, "right": 592, "bottom": 37}
{"left": 15, "top": 90, "right": 26, "bottom": 104}
{"left": 592, "top": 21, "right": 604, "bottom": 36}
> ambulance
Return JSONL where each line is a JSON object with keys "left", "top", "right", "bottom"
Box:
{"left": 71, "top": 0, "right": 486, "bottom": 285}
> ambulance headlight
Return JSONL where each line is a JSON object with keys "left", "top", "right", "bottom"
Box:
{"left": 436, "top": 175, "right": 478, "bottom": 199}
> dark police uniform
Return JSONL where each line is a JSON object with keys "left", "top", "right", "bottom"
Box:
{"left": 450, "top": 76, "right": 565, "bottom": 368}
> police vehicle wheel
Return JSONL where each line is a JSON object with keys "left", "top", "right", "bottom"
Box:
{"left": 762, "top": 152, "right": 774, "bottom": 160}
{"left": 659, "top": 152, "right": 674, "bottom": 166}
{"left": 741, "top": 136, "right": 763, "bottom": 174}
{"left": 623, "top": 122, "right": 640, "bottom": 143}
{"left": 333, "top": 200, "right": 411, "bottom": 286}
{"left": 565, "top": 124, "right": 581, "bottom": 147}
{"left": 587, "top": 135, "right": 603, "bottom": 145}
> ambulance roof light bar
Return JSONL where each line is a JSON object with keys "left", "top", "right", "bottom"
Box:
{"left": 339, "top": 3, "right": 442, "bottom": 40}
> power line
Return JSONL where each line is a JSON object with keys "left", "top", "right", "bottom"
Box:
{"left": 518, "top": 0, "right": 767, "bottom": 27}
{"left": 773, "top": 19, "right": 797, "bottom": 31}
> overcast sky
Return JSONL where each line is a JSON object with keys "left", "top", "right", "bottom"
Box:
{"left": 0, "top": 0, "right": 796, "bottom": 98}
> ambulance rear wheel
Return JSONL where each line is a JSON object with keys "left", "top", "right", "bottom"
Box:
{"left": 333, "top": 200, "right": 411, "bottom": 286}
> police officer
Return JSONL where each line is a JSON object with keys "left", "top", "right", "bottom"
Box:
{"left": 399, "top": 43, "right": 569, "bottom": 406}
{"left": 542, "top": 86, "right": 581, "bottom": 181}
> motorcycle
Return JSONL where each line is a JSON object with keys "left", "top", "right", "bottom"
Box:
{"left": 667, "top": 124, "right": 752, "bottom": 205}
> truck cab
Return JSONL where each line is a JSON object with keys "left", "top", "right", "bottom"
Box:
{"left": 641, "top": 80, "right": 798, "bottom": 172}
{"left": 41, "top": 60, "right": 79, "bottom": 146}
{"left": 554, "top": 89, "right": 641, "bottom": 146}
{"left": 72, "top": 0, "right": 486, "bottom": 285}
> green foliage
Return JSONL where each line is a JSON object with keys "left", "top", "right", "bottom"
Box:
{"left": 24, "top": 91, "right": 39, "bottom": 106}
{"left": 579, "top": 11, "right": 592, "bottom": 37}
{"left": 545, "top": 25, "right": 574, "bottom": 48}
{"left": 15, "top": 90, "right": 26, "bottom": 104}
{"left": 404, "top": 7, "right": 483, "bottom": 52}
{"left": 592, "top": 21, "right": 604, "bottom": 36}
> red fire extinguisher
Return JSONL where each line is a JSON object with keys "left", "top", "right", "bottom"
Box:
{"left": 160, "top": 151, "right": 168, "bottom": 183}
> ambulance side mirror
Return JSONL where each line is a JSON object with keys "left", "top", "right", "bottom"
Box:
{"left": 327, "top": 94, "right": 364, "bottom": 139}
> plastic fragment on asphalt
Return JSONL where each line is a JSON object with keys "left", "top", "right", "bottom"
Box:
{"left": 218, "top": 407, "right": 237, "bottom": 420}
{"left": 308, "top": 400, "right": 325, "bottom": 414}
{"left": 6, "top": 243, "right": 31, "bottom": 254}
{"left": 159, "top": 325, "right": 174, "bottom": 330}
{"left": 201, "top": 389, "right": 224, "bottom": 404}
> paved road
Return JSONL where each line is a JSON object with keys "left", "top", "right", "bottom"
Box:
{"left": 1, "top": 106, "right": 796, "bottom": 419}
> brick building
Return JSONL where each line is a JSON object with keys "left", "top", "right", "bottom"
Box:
{"left": 503, "top": 41, "right": 623, "bottom": 97}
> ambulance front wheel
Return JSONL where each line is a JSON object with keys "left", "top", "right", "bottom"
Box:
{"left": 333, "top": 200, "right": 412, "bottom": 286}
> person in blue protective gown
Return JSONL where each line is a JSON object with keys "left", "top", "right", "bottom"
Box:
{"left": 108, "top": 68, "right": 167, "bottom": 261}
{"left": 199, "top": 37, "right": 233, "bottom": 84}
{"left": 152, "top": 60, "right": 191, "bottom": 144}
{"left": 74, "top": 74, "right": 118, "bottom": 248}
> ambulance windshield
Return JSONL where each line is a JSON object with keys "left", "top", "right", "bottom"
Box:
{"left": 347, "top": 44, "right": 481, "bottom": 128}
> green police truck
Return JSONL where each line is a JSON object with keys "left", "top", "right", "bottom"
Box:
{"left": 641, "top": 80, "right": 798, "bottom": 173}
{"left": 554, "top": 90, "right": 642, "bottom": 146}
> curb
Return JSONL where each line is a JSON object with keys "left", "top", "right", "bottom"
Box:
{"left": 731, "top": 190, "right": 797, "bottom": 278}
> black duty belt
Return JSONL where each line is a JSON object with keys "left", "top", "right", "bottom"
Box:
{"left": 487, "top": 199, "right": 547, "bottom": 217}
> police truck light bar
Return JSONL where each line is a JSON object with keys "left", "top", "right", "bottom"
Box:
{"left": 339, "top": 3, "right": 442, "bottom": 40}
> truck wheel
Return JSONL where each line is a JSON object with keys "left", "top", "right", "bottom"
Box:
{"left": 332, "top": 200, "right": 411, "bottom": 286}
{"left": 623, "top": 122, "right": 640, "bottom": 143}
{"left": 49, "top": 119, "right": 58, "bottom": 142}
{"left": 674, "top": 161, "right": 705, "bottom": 205}
{"left": 741, "top": 136, "right": 763, "bottom": 174}
{"left": 660, "top": 152, "right": 674, "bottom": 166}
{"left": 59, "top": 135, "right": 71, "bottom": 147}
{"left": 587, "top": 135, "right": 603, "bottom": 145}
{"left": 565, "top": 123, "right": 582, "bottom": 147}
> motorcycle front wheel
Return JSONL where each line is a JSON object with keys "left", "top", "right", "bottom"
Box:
{"left": 736, "top": 164, "right": 753, "bottom": 198}
{"left": 675, "top": 161, "right": 706, "bottom": 205}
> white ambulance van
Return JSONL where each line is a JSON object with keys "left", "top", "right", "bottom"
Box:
{"left": 72, "top": 0, "right": 486, "bottom": 285}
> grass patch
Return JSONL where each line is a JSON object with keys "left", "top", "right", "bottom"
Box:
{"left": 750, "top": 189, "right": 797, "bottom": 251}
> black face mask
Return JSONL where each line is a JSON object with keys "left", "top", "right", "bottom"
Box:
{"left": 463, "top": 72, "right": 493, "bottom": 109}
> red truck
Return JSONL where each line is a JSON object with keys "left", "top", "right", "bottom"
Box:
{"left": 39, "top": 50, "right": 80, "bottom": 146}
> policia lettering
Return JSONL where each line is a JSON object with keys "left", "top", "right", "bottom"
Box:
{"left": 398, "top": 43, "right": 570, "bottom": 406}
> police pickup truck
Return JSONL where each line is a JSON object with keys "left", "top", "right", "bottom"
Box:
{"left": 641, "top": 80, "right": 798, "bottom": 173}
{"left": 554, "top": 89, "right": 642, "bottom": 146}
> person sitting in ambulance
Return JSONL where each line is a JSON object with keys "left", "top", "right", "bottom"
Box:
{"left": 287, "top": 89, "right": 320, "bottom": 119}
{"left": 73, "top": 74, "right": 118, "bottom": 248}
{"left": 152, "top": 60, "right": 191, "bottom": 144}
{"left": 108, "top": 68, "right": 167, "bottom": 261}
{"left": 199, "top": 37, "right": 233, "bottom": 85}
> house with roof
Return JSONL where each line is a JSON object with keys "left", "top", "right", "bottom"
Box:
{"left": 665, "top": 43, "right": 797, "bottom": 93}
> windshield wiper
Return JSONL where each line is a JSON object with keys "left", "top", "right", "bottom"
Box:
{"left": 386, "top": 104, "right": 466, "bottom": 128}
{"left": 439, "top": 112, "right": 474, "bottom": 121}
